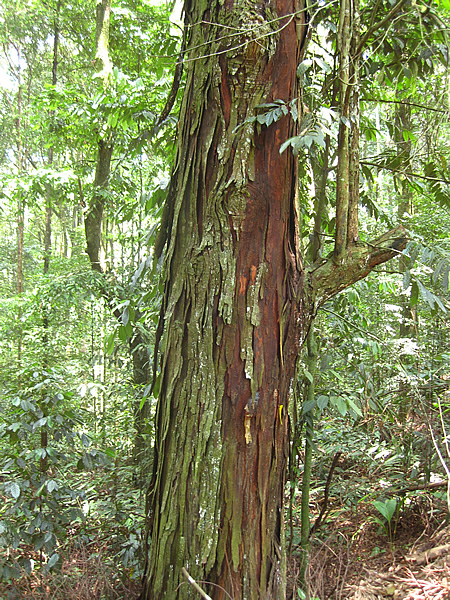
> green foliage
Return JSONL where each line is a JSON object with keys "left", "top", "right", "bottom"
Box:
{"left": 372, "top": 498, "right": 401, "bottom": 542}
{"left": 0, "top": 369, "right": 103, "bottom": 580}
{"left": 0, "top": 366, "right": 147, "bottom": 582}
{"left": 0, "top": 0, "right": 449, "bottom": 595}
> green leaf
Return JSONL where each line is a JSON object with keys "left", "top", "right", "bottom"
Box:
{"left": 152, "top": 373, "right": 161, "bottom": 397}
{"left": 432, "top": 258, "right": 447, "bottom": 285}
{"left": 410, "top": 281, "right": 419, "bottom": 307}
{"left": 118, "top": 325, "right": 128, "bottom": 342}
{"left": 33, "top": 417, "right": 48, "bottom": 431}
{"left": 105, "top": 331, "right": 117, "bottom": 355}
{"left": 336, "top": 397, "right": 347, "bottom": 416}
{"left": 297, "top": 59, "right": 312, "bottom": 77}
{"left": 279, "top": 137, "right": 294, "bottom": 154}
{"left": 7, "top": 482, "right": 21, "bottom": 499}
{"left": 373, "top": 498, "right": 397, "bottom": 523}
{"left": 347, "top": 397, "right": 362, "bottom": 417}
{"left": 46, "top": 479, "right": 59, "bottom": 493}
{"left": 45, "top": 553, "right": 60, "bottom": 572}
{"left": 304, "top": 369, "right": 314, "bottom": 383}
{"left": 317, "top": 395, "right": 329, "bottom": 410}
{"left": 108, "top": 111, "right": 119, "bottom": 129}
{"left": 20, "top": 399, "right": 35, "bottom": 412}
{"left": 302, "top": 399, "right": 316, "bottom": 414}
{"left": 403, "top": 269, "right": 411, "bottom": 290}
{"left": 314, "top": 56, "right": 332, "bottom": 73}
{"left": 82, "top": 453, "right": 93, "bottom": 470}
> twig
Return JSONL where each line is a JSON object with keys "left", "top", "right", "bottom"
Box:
{"left": 309, "top": 451, "right": 342, "bottom": 537}
{"left": 181, "top": 568, "right": 213, "bottom": 600}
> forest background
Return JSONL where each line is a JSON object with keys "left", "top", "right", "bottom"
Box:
{"left": 0, "top": 0, "right": 449, "bottom": 599}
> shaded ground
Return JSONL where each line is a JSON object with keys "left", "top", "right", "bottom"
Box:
{"left": 0, "top": 543, "right": 141, "bottom": 600}
{"left": 1, "top": 481, "right": 448, "bottom": 599}
{"left": 289, "top": 492, "right": 450, "bottom": 599}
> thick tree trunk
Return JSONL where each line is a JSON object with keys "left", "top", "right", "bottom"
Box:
{"left": 145, "top": 2, "right": 305, "bottom": 598}
{"left": 142, "top": 2, "right": 407, "bottom": 599}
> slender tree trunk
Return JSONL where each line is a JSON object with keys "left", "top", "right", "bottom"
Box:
{"left": 347, "top": 0, "right": 360, "bottom": 244}
{"left": 394, "top": 101, "right": 415, "bottom": 420}
{"left": 15, "top": 46, "right": 24, "bottom": 371}
{"left": 84, "top": 0, "right": 113, "bottom": 272}
{"left": 335, "top": 0, "right": 360, "bottom": 258}
{"left": 142, "top": 2, "right": 406, "bottom": 599}
{"left": 335, "top": 0, "right": 351, "bottom": 259}
{"left": 83, "top": 0, "right": 153, "bottom": 460}
{"left": 40, "top": 0, "right": 62, "bottom": 473}
{"left": 299, "top": 329, "right": 317, "bottom": 596}
{"left": 394, "top": 100, "right": 414, "bottom": 337}
{"left": 298, "top": 139, "right": 330, "bottom": 595}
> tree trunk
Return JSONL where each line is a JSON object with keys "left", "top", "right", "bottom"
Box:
{"left": 40, "top": 0, "right": 62, "bottom": 474}
{"left": 83, "top": 0, "right": 153, "bottom": 459}
{"left": 84, "top": 0, "right": 113, "bottom": 272}
{"left": 142, "top": 2, "right": 407, "bottom": 599}
{"left": 15, "top": 45, "right": 24, "bottom": 373}
{"left": 84, "top": 139, "right": 113, "bottom": 271}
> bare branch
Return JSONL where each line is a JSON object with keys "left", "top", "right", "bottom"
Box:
{"left": 310, "top": 225, "right": 408, "bottom": 307}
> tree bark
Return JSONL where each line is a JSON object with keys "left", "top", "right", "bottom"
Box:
{"left": 142, "top": 2, "right": 407, "bottom": 599}
{"left": 40, "top": 0, "right": 62, "bottom": 474}
{"left": 84, "top": 0, "right": 112, "bottom": 272}
{"left": 84, "top": 139, "right": 113, "bottom": 271}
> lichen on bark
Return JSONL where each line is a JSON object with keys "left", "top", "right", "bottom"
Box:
{"left": 142, "top": 1, "right": 407, "bottom": 599}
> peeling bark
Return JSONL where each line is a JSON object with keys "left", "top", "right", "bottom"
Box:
{"left": 142, "top": 1, "right": 407, "bottom": 599}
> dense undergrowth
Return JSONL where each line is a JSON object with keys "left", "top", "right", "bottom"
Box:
{"left": 2, "top": 381, "right": 449, "bottom": 599}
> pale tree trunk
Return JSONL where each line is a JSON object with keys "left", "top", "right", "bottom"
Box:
{"left": 40, "top": 0, "right": 62, "bottom": 474}
{"left": 395, "top": 101, "right": 415, "bottom": 338}
{"left": 394, "top": 101, "right": 415, "bottom": 419}
{"left": 142, "top": 1, "right": 406, "bottom": 599}
{"left": 83, "top": 0, "right": 152, "bottom": 455}
{"left": 15, "top": 46, "right": 24, "bottom": 369}
{"left": 84, "top": 0, "right": 113, "bottom": 272}
{"left": 335, "top": 0, "right": 360, "bottom": 257}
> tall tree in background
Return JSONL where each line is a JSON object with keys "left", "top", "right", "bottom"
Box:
{"left": 84, "top": 0, "right": 113, "bottom": 273}
{"left": 143, "top": 0, "right": 406, "bottom": 599}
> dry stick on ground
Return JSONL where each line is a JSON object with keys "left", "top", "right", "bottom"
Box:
{"left": 383, "top": 480, "right": 448, "bottom": 496}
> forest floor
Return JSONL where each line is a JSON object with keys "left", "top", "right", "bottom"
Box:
{"left": 0, "top": 542, "right": 141, "bottom": 600}
{"left": 1, "top": 483, "right": 448, "bottom": 599}
{"left": 290, "top": 491, "right": 450, "bottom": 600}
